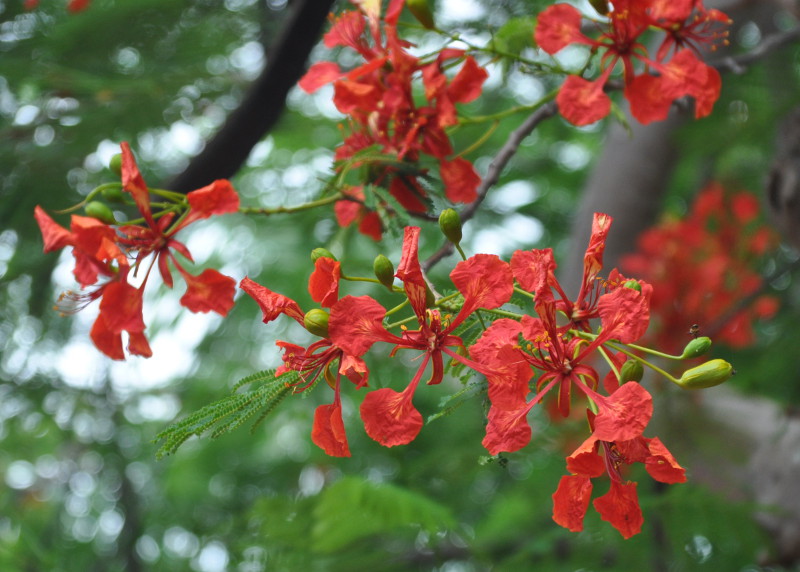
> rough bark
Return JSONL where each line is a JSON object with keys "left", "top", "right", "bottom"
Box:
{"left": 168, "top": 0, "right": 335, "bottom": 192}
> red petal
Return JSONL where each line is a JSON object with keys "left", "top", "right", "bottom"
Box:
{"left": 565, "top": 435, "right": 605, "bottom": 478}
{"left": 328, "top": 295, "right": 399, "bottom": 356}
{"left": 34, "top": 206, "right": 72, "bottom": 253}
{"left": 534, "top": 4, "right": 586, "bottom": 54}
{"left": 312, "top": 401, "right": 351, "bottom": 457}
{"left": 90, "top": 316, "right": 124, "bottom": 360}
{"left": 450, "top": 254, "right": 513, "bottom": 317}
{"left": 185, "top": 180, "right": 239, "bottom": 222}
{"left": 358, "top": 210, "right": 383, "bottom": 241}
{"left": 67, "top": 0, "right": 91, "bottom": 12}
{"left": 644, "top": 437, "right": 687, "bottom": 484}
{"left": 98, "top": 279, "right": 146, "bottom": 335}
{"left": 127, "top": 330, "right": 153, "bottom": 358}
{"left": 592, "top": 382, "right": 653, "bottom": 442}
{"left": 323, "top": 10, "right": 366, "bottom": 49}
{"left": 440, "top": 157, "right": 480, "bottom": 204}
{"left": 557, "top": 76, "right": 611, "bottom": 126}
{"left": 510, "top": 248, "right": 556, "bottom": 294}
{"left": 120, "top": 142, "right": 153, "bottom": 224}
{"left": 239, "top": 277, "right": 304, "bottom": 324}
{"left": 552, "top": 475, "right": 593, "bottom": 532}
{"left": 334, "top": 198, "right": 361, "bottom": 227}
{"left": 333, "top": 80, "right": 379, "bottom": 114}
{"left": 447, "top": 56, "right": 488, "bottom": 104}
{"left": 180, "top": 268, "right": 237, "bottom": 316}
{"left": 395, "top": 226, "right": 428, "bottom": 319}
{"left": 625, "top": 74, "right": 673, "bottom": 125}
{"left": 593, "top": 480, "right": 644, "bottom": 539}
{"left": 360, "top": 386, "right": 423, "bottom": 447}
{"left": 298, "top": 62, "right": 343, "bottom": 93}
{"left": 597, "top": 286, "right": 650, "bottom": 343}
{"left": 481, "top": 403, "right": 532, "bottom": 454}
{"left": 308, "top": 257, "right": 340, "bottom": 308}
{"left": 339, "top": 354, "right": 369, "bottom": 388}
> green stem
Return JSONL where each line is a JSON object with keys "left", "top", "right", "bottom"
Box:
{"left": 513, "top": 287, "right": 534, "bottom": 300}
{"left": 482, "top": 308, "right": 524, "bottom": 320}
{"left": 240, "top": 194, "right": 342, "bottom": 216}
{"left": 603, "top": 342, "right": 680, "bottom": 384}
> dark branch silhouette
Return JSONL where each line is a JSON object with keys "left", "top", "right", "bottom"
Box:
{"left": 168, "top": 0, "right": 335, "bottom": 192}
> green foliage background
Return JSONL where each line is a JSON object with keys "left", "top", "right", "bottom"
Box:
{"left": 1, "top": 0, "right": 798, "bottom": 570}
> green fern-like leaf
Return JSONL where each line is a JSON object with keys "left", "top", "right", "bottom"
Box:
{"left": 312, "top": 476, "right": 455, "bottom": 553}
{"left": 154, "top": 369, "right": 296, "bottom": 459}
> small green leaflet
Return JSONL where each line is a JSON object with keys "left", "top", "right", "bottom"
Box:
{"left": 154, "top": 369, "right": 295, "bottom": 459}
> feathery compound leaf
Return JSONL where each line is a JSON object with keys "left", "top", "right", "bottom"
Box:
{"left": 154, "top": 369, "right": 296, "bottom": 459}
{"left": 312, "top": 476, "right": 456, "bottom": 553}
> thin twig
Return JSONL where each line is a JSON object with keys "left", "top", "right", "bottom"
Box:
{"left": 712, "top": 25, "right": 800, "bottom": 74}
{"left": 422, "top": 101, "right": 558, "bottom": 271}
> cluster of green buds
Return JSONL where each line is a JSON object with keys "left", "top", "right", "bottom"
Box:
{"left": 607, "top": 333, "right": 734, "bottom": 391}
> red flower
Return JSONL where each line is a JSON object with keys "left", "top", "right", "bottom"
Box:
{"left": 621, "top": 182, "right": 779, "bottom": 351}
{"left": 35, "top": 142, "right": 239, "bottom": 359}
{"left": 476, "top": 213, "right": 654, "bottom": 454}
{"left": 534, "top": 1, "right": 728, "bottom": 125}
{"left": 240, "top": 272, "right": 372, "bottom": 457}
{"left": 552, "top": 426, "right": 685, "bottom": 538}
{"left": 34, "top": 207, "right": 151, "bottom": 360}
{"left": 330, "top": 226, "right": 513, "bottom": 447}
{"left": 299, "top": 0, "right": 487, "bottom": 230}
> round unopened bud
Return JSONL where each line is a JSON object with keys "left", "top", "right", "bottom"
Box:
{"left": 680, "top": 336, "right": 712, "bottom": 359}
{"left": 109, "top": 153, "right": 123, "bottom": 176}
{"left": 84, "top": 201, "right": 116, "bottom": 224}
{"left": 304, "top": 308, "right": 330, "bottom": 338}
{"left": 101, "top": 185, "right": 125, "bottom": 203}
{"left": 623, "top": 279, "right": 642, "bottom": 292}
{"left": 619, "top": 359, "right": 644, "bottom": 383}
{"left": 439, "top": 208, "right": 462, "bottom": 245}
{"left": 676, "top": 359, "right": 734, "bottom": 390}
{"left": 373, "top": 254, "right": 395, "bottom": 290}
{"left": 311, "top": 248, "right": 337, "bottom": 263}
{"left": 407, "top": 0, "right": 435, "bottom": 29}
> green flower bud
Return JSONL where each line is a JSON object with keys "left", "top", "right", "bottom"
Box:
{"left": 373, "top": 254, "right": 395, "bottom": 290}
{"left": 680, "top": 336, "right": 712, "bottom": 359}
{"left": 109, "top": 153, "right": 123, "bottom": 176}
{"left": 676, "top": 359, "right": 734, "bottom": 390}
{"left": 439, "top": 208, "right": 462, "bottom": 245}
{"left": 100, "top": 185, "right": 125, "bottom": 203}
{"left": 304, "top": 308, "right": 330, "bottom": 338}
{"left": 407, "top": 0, "right": 435, "bottom": 29}
{"left": 311, "top": 248, "right": 337, "bottom": 263}
{"left": 623, "top": 279, "right": 642, "bottom": 292}
{"left": 619, "top": 359, "right": 644, "bottom": 383}
{"left": 84, "top": 201, "right": 116, "bottom": 224}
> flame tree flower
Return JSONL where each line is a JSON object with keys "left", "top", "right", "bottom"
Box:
{"left": 329, "top": 226, "right": 513, "bottom": 446}
{"left": 534, "top": 0, "right": 727, "bottom": 125}
{"left": 34, "top": 142, "right": 240, "bottom": 359}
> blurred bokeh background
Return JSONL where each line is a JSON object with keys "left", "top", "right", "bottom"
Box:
{"left": 3, "top": 0, "right": 800, "bottom": 570}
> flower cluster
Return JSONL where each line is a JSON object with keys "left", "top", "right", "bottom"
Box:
{"left": 622, "top": 181, "right": 779, "bottom": 352}
{"left": 534, "top": 0, "right": 730, "bottom": 125}
{"left": 35, "top": 142, "right": 240, "bottom": 360}
{"left": 242, "top": 213, "right": 730, "bottom": 537}
{"left": 299, "top": 0, "right": 488, "bottom": 239}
